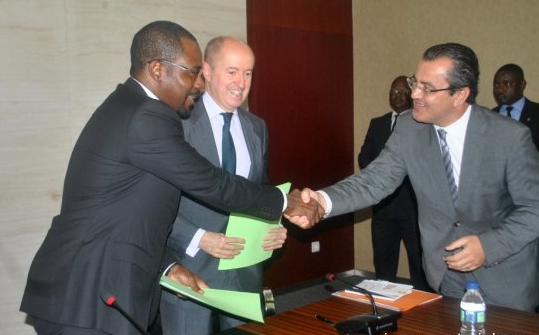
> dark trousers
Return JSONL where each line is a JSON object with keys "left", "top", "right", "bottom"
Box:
{"left": 371, "top": 215, "right": 430, "bottom": 291}
{"left": 34, "top": 318, "right": 110, "bottom": 335}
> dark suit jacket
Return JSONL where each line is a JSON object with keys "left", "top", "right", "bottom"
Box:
{"left": 20, "top": 78, "right": 283, "bottom": 335}
{"left": 324, "top": 105, "right": 539, "bottom": 311}
{"left": 167, "top": 98, "right": 269, "bottom": 294}
{"left": 493, "top": 98, "right": 539, "bottom": 151}
{"left": 358, "top": 111, "right": 417, "bottom": 219}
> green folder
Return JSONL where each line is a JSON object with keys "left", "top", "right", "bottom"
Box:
{"left": 160, "top": 275, "right": 264, "bottom": 323}
{"left": 218, "top": 182, "right": 291, "bottom": 270}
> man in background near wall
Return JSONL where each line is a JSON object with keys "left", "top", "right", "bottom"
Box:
{"left": 358, "top": 75, "right": 430, "bottom": 291}
{"left": 160, "top": 36, "right": 287, "bottom": 335}
{"left": 20, "top": 21, "right": 319, "bottom": 335}
{"left": 492, "top": 63, "right": 539, "bottom": 151}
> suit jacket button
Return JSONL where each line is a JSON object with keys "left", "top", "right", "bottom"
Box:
{"left": 453, "top": 221, "right": 461, "bottom": 227}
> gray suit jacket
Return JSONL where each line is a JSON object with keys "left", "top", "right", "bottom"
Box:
{"left": 323, "top": 105, "right": 539, "bottom": 311}
{"left": 167, "top": 98, "right": 269, "bottom": 293}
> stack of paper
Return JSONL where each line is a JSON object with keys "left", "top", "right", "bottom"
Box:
{"left": 353, "top": 280, "right": 413, "bottom": 301}
{"left": 333, "top": 279, "right": 442, "bottom": 312}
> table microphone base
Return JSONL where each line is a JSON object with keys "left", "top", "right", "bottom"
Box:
{"left": 334, "top": 310, "right": 400, "bottom": 335}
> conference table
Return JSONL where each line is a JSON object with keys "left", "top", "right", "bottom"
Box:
{"left": 221, "top": 295, "right": 539, "bottom": 334}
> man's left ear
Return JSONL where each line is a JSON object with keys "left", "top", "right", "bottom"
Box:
{"left": 454, "top": 87, "right": 471, "bottom": 107}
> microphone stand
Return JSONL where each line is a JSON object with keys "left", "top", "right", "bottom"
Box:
{"left": 326, "top": 273, "right": 400, "bottom": 335}
{"left": 100, "top": 293, "right": 152, "bottom": 335}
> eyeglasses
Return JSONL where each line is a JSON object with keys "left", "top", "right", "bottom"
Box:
{"left": 148, "top": 59, "right": 201, "bottom": 79}
{"left": 407, "top": 76, "right": 458, "bottom": 96}
{"left": 389, "top": 88, "right": 411, "bottom": 95}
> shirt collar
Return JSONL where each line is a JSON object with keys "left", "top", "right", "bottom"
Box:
{"left": 131, "top": 77, "right": 159, "bottom": 100}
{"left": 503, "top": 96, "right": 525, "bottom": 112}
{"left": 203, "top": 92, "right": 237, "bottom": 119}
{"left": 434, "top": 104, "right": 472, "bottom": 136}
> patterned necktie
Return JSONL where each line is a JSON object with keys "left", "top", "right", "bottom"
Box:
{"left": 437, "top": 129, "right": 458, "bottom": 203}
{"left": 221, "top": 113, "right": 236, "bottom": 174}
{"left": 506, "top": 105, "right": 513, "bottom": 118}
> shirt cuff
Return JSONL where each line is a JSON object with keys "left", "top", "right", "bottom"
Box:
{"left": 186, "top": 228, "right": 206, "bottom": 257}
{"left": 164, "top": 262, "right": 179, "bottom": 276}
{"left": 316, "top": 190, "right": 332, "bottom": 218}
{"left": 281, "top": 189, "right": 287, "bottom": 212}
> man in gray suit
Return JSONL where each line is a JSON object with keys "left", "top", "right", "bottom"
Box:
{"left": 160, "top": 37, "right": 287, "bottom": 334}
{"left": 291, "top": 43, "right": 539, "bottom": 312}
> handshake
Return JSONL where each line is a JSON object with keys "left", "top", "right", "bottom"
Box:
{"left": 283, "top": 188, "right": 327, "bottom": 229}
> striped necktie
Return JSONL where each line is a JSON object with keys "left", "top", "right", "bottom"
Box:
{"left": 437, "top": 129, "right": 458, "bottom": 203}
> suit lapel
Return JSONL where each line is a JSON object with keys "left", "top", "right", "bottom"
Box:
{"left": 381, "top": 113, "right": 392, "bottom": 143}
{"left": 237, "top": 109, "right": 260, "bottom": 180}
{"left": 457, "top": 105, "right": 487, "bottom": 208}
{"left": 519, "top": 98, "right": 534, "bottom": 125}
{"left": 182, "top": 102, "right": 220, "bottom": 166}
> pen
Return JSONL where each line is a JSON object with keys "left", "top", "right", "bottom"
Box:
{"left": 315, "top": 314, "right": 335, "bottom": 326}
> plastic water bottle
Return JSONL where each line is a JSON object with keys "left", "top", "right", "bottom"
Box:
{"left": 460, "top": 281, "right": 486, "bottom": 335}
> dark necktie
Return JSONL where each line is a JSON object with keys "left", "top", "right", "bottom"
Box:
{"left": 437, "top": 129, "right": 458, "bottom": 203}
{"left": 391, "top": 113, "right": 399, "bottom": 132}
{"left": 506, "top": 106, "right": 513, "bottom": 118}
{"left": 221, "top": 113, "right": 236, "bottom": 174}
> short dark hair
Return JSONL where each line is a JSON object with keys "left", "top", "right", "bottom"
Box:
{"left": 495, "top": 63, "right": 525, "bottom": 81}
{"left": 130, "top": 21, "right": 197, "bottom": 76}
{"left": 423, "top": 43, "right": 479, "bottom": 104}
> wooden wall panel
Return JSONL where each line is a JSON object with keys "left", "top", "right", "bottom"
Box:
{"left": 247, "top": 0, "right": 354, "bottom": 288}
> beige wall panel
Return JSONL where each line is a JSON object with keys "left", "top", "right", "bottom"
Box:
{"left": 0, "top": 0, "right": 69, "bottom": 102}
{"left": 353, "top": 0, "right": 539, "bottom": 282}
{"left": 0, "top": 101, "right": 71, "bottom": 332}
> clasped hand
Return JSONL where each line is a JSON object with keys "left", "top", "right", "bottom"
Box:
{"left": 284, "top": 188, "right": 326, "bottom": 228}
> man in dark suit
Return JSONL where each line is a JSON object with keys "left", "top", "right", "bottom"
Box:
{"left": 358, "top": 76, "right": 429, "bottom": 291}
{"left": 293, "top": 43, "right": 539, "bottom": 312}
{"left": 492, "top": 63, "right": 539, "bottom": 151}
{"left": 20, "top": 21, "right": 318, "bottom": 335}
{"left": 160, "top": 36, "right": 287, "bottom": 335}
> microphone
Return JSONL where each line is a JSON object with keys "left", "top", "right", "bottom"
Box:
{"left": 100, "top": 293, "right": 151, "bottom": 335}
{"left": 325, "top": 273, "right": 400, "bottom": 335}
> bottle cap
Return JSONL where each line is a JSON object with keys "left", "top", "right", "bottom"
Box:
{"left": 466, "top": 281, "right": 479, "bottom": 290}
